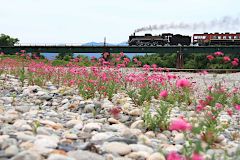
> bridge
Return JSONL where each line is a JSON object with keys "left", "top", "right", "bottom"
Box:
{"left": 0, "top": 45, "right": 240, "bottom": 68}
{"left": 0, "top": 45, "right": 240, "bottom": 54}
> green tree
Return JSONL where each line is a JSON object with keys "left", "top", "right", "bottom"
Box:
{"left": 56, "top": 53, "right": 74, "bottom": 61}
{"left": 0, "top": 34, "right": 19, "bottom": 46}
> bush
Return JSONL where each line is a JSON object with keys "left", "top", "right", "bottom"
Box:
{"left": 51, "top": 60, "right": 69, "bottom": 66}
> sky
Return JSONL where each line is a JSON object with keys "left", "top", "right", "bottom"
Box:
{"left": 0, "top": 0, "right": 240, "bottom": 44}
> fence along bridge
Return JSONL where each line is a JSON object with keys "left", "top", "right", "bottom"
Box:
{"left": 0, "top": 44, "right": 240, "bottom": 68}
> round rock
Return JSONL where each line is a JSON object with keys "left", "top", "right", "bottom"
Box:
{"left": 103, "top": 142, "right": 131, "bottom": 156}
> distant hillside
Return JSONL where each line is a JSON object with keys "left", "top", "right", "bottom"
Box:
{"left": 41, "top": 41, "right": 142, "bottom": 60}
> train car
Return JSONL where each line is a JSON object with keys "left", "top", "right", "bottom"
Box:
{"left": 128, "top": 33, "right": 191, "bottom": 46}
{"left": 193, "top": 32, "right": 240, "bottom": 46}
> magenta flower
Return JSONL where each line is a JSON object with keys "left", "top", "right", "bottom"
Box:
{"left": 232, "top": 60, "right": 239, "bottom": 66}
{"left": 196, "top": 104, "right": 205, "bottom": 112}
{"left": 167, "top": 152, "right": 184, "bottom": 160}
{"left": 159, "top": 90, "right": 168, "bottom": 98}
{"left": 192, "top": 153, "right": 204, "bottom": 160}
{"left": 207, "top": 55, "right": 214, "bottom": 61}
{"left": 227, "top": 109, "right": 233, "bottom": 117}
{"left": 215, "top": 103, "right": 223, "bottom": 109}
{"left": 176, "top": 78, "right": 190, "bottom": 88}
{"left": 206, "top": 95, "right": 213, "bottom": 102}
{"left": 223, "top": 56, "right": 231, "bottom": 62}
{"left": 214, "top": 51, "right": 224, "bottom": 56}
{"left": 120, "top": 52, "right": 124, "bottom": 57}
{"left": 233, "top": 58, "right": 239, "bottom": 63}
{"left": 235, "top": 104, "right": 240, "bottom": 111}
{"left": 169, "top": 118, "right": 192, "bottom": 131}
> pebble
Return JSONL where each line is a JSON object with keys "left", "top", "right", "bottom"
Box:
{"left": 129, "top": 144, "right": 154, "bottom": 154}
{"left": 130, "top": 120, "right": 144, "bottom": 129}
{"left": 0, "top": 73, "right": 239, "bottom": 159}
{"left": 108, "top": 118, "right": 120, "bottom": 124}
{"left": 34, "top": 135, "right": 59, "bottom": 149}
{"left": 5, "top": 145, "right": 19, "bottom": 156}
{"left": 15, "top": 106, "right": 31, "bottom": 113}
{"left": 129, "top": 108, "right": 142, "bottom": 116}
{"left": 127, "top": 151, "right": 150, "bottom": 159}
{"left": 68, "top": 150, "right": 105, "bottom": 160}
{"left": 82, "top": 123, "right": 102, "bottom": 132}
{"left": 147, "top": 152, "right": 166, "bottom": 160}
{"left": 48, "top": 154, "right": 75, "bottom": 160}
{"left": 11, "top": 150, "right": 42, "bottom": 160}
{"left": 173, "top": 133, "right": 185, "bottom": 144}
{"left": 103, "top": 142, "right": 132, "bottom": 155}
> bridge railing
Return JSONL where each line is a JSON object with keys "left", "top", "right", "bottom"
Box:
{"left": 14, "top": 43, "right": 86, "bottom": 47}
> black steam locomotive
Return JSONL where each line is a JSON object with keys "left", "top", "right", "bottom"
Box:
{"left": 128, "top": 33, "right": 191, "bottom": 46}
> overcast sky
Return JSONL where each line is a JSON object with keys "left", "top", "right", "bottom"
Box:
{"left": 0, "top": 0, "right": 239, "bottom": 44}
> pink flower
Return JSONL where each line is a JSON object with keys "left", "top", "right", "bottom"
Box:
{"left": 143, "top": 64, "right": 151, "bottom": 71}
{"left": 192, "top": 153, "right": 204, "bottom": 160}
{"left": 133, "top": 58, "right": 138, "bottom": 63}
{"left": 123, "top": 58, "right": 130, "bottom": 64}
{"left": 215, "top": 103, "right": 223, "bottom": 109}
{"left": 214, "top": 51, "right": 224, "bottom": 56}
{"left": 235, "top": 104, "right": 240, "bottom": 111}
{"left": 206, "top": 95, "right": 213, "bottom": 102}
{"left": 207, "top": 55, "right": 214, "bottom": 61}
{"left": 160, "top": 90, "right": 168, "bottom": 98}
{"left": 116, "top": 57, "right": 121, "bottom": 62}
{"left": 120, "top": 52, "right": 124, "bottom": 57}
{"left": 223, "top": 56, "right": 231, "bottom": 62}
{"left": 176, "top": 78, "right": 190, "bottom": 88}
{"left": 196, "top": 104, "right": 205, "bottom": 112}
{"left": 234, "top": 58, "right": 239, "bottom": 63}
{"left": 201, "top": 70, "right": 208, "bottom": 75}
{"left": 20, "top": 50, "right": 26, "bottom": 53}
{"left": 169, "top": 118, "right": 192, "bottom": 131}
{"left": 227, "top": 109, "right": 233, "bottom": 116}
{"left": 232, "top": 60, "right": 238, "bottom": 66}
{"left": 167, "top": 152, "right": 184, "bottom": 160}
{"left": 151, "top": 64, "right": 157, "bottom": 68}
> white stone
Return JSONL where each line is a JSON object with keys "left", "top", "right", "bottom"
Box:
{"left": 83, "top": 123, "right": 102, "bottom": 132}
{"left": 34, "top": 135, "right": 59, "bottom": 149}
{"left": 173, "top": 133, "right": 185, "bottom": 144}
{"left": 1, "top": 97, "right": 13, "bottom": 104}
{"left": 48, "top": 154, "right": 75, "bottom": 160}
{"left": 127, "top": 151, "right": 150, "bottom": 159}
{"left": 66, "top": 120, "right": 83, "bottom": 128}
{"left": 147, "top": 152, "right": 166, "bottom": 160}
{"left": 129, "top": 108, "right": 142, "bottom": 116}
{"left": 15, "top": 106, "right": 31, "bottom": 113}
{"left": 103, "top": 142, "right": 131, "bottom": 156}
{"left": 11, "top": 151, "right": 41, "bottom": 160}
{"left": 130, "top": 120, "right": 144, "bottom": 129}
{"left": 5, "top": 145, "right": 19, "bottom": 156}
{"left": 129, "top": 144, "right": 154, "bottom": 154}
{"left": 61, "top": 99, "right": 69, "bottom": 104}
{"left": 91, "top": 132, "right": 117, "bottom": 142}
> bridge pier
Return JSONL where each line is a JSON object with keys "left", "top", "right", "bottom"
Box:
{"left": 176, "top": 50, "right": 184, "bottom": 69}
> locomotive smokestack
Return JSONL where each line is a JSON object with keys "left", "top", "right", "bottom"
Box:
{"left": 134, "top": 15, "right": 240, "bottom": 33}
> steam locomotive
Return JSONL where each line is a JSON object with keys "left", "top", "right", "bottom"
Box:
{"left": 128, "top": 32, "right": 240, "bottom": 46}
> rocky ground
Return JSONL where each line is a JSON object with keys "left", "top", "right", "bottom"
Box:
{"left": 0, "top": 73, "right": 240, "bottom": 160}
